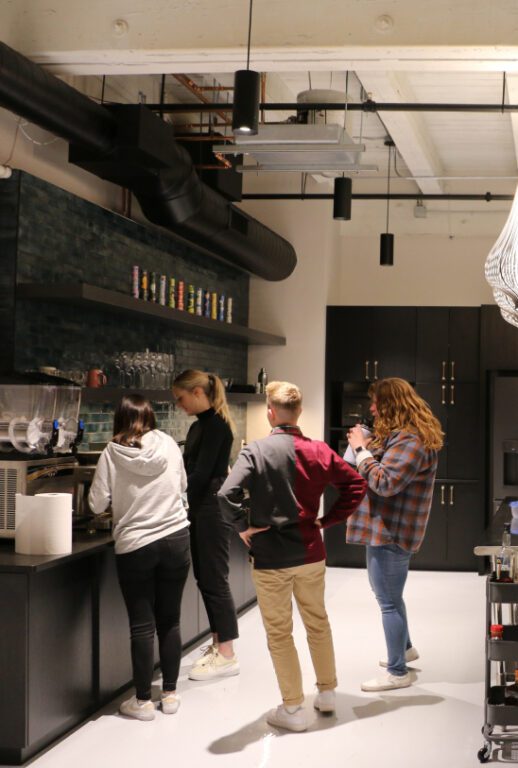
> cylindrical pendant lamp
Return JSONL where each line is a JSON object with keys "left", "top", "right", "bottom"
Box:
{"left": 232, "top": 69, "right": 260, "bottom": 135}
{"left": 333, "top": 176, "right": 352, "bottom": 220}
{"left": 380, "top": 233, "right": 394, "bottom": 266}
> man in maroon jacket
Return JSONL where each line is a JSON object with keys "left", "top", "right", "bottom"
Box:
{"left": 218, "top": 381, "right": 367, "bottom": 732}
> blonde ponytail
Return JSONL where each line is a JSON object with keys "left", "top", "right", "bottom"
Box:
{"left": 173, "top": 369, "right": 236, "bottom": 435}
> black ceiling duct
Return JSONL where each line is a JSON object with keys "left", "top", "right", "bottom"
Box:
{"left": 0, "top": 41, "right": 296, "bottom": 281}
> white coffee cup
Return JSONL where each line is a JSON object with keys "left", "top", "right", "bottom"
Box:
{"left": 343, "top": 425, "right": 372, "bottom": 465}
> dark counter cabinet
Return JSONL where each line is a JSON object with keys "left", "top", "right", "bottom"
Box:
{"left": 0, "top": 533, "right": 255, "bottom": 764}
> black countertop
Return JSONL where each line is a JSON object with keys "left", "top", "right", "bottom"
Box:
{"left": 0, "top": 531, "right": 114, "bottom": 573}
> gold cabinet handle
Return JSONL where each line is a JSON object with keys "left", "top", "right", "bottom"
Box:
{"left": 449, "top": 485, "right": 454, "bottom": 506}
{"left": 450, "top": 360, "right": 455, "bottom": 381}
{"left": 365, "top": 360, "right": 369, "bottom": 381}
{"left": 373, "top": 360, "right": 378, "bottom": 380}
{"left": 440, "top": 484, "right": 446, "bottom": 505}
{"left": 441, "top": 361, "right": 447, "bottom": 381}
{"left": 450, "top": 383, "right": 455, "bottom": 406}
{"left": 441, "top": 384, "right": 446, "bottom": 405}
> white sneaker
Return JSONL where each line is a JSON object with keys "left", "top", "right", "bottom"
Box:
{"left": 314, "top": 690, "right": 336, "bottom": 713}
{"left": 379, "top": 646, "right": 419, "bottom": 668}
{"left": 161, "top": 692, "right": 181, "bottom": 714}
{"left": 119, "top": 696, "right": 156, "bottom": 721}
{"left": 266, "top": 704, "right": 308, "bottom": 732}
{"left": 361, "top": 672, "right": 412, "bottom": 692}
{"left": 188, "top": 649, "right": 240, "bottom": 681}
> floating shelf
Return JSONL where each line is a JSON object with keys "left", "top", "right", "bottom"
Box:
{"left": 81, "top": 387, "right": 266, "bottom": 405}
{"left": 17, "top": 283, "right": 286, "bottom": 346}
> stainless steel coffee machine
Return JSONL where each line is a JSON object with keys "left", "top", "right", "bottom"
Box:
{"left": 0, "top": 373, "right": 84, "bottom": 538}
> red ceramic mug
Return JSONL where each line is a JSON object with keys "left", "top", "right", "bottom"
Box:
{"left": 86, "top": 368, "right": 107, "bottom": 388}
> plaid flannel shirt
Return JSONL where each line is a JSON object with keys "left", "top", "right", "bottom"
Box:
{"left": 345, "top": 429, "right": 438, "bottom": 553}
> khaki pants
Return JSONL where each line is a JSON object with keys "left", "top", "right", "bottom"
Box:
{"left": 252, "top": 559, "right": 337, "bottom": 707}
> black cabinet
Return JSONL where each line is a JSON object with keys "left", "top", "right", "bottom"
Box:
{"left": 326, "top": 307, "right": 417, "bottom": 382}
{"left": 412, "top": 481, "right": 481, "bottom": 571}
{"left": 325, "top": 305, "right": 483, "bottom": 572}
{"left": 481, "top": 304, "right": 518, "bottom": 371}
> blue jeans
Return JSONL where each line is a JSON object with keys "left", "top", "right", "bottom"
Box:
{"left": 366, "top": 544, "right": 412, "bottom": 676}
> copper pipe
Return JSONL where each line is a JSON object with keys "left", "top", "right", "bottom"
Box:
{"left": 195, "top": 163, "right": 232, "bottom": 170}
{"left": 197, "top": 86, "right": 234, "bottom": 92}
{"left": 261, "top": 73, "right": 266, "bottom": 126}
{"left": 172, "top": 74, "right": 229, "bottom": 123}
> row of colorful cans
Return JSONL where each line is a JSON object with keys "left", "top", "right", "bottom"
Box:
{"left": 131, "top": 267, "right": 233, "bottom": 322}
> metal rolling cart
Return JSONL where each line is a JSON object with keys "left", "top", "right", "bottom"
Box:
{"left": 477, "top": 544, "right": 518, "bottom": 763}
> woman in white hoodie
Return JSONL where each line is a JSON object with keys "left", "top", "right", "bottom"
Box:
{"left": 89, "top": 394, "right": 190, "bottom": 721}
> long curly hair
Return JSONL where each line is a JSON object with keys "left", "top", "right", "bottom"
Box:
{"left": 368, "top": 378, "right": 444, "bottom": 451}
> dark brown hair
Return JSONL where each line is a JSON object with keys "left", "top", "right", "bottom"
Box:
{"left": 112, "top": 394, "right": 157, "bottom": 448}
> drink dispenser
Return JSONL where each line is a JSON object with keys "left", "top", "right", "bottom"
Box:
{"left": 0, "top": 377, "right": 81, "bottom": 454}
{"left": 54, "top": 385, "right": 81, "bottom": 452}
{"left": 0, "top": 384, "right": 56, "bottom": 453}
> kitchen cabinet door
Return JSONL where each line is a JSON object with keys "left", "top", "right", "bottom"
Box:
{"left": 411, "top": 483, "right": 448, "bottom": 570}
{"left": 326, "top": 306, "right": 416, "bottom": 382}
{"left": 416, "top": 307, "right": 479, "bottom": 382}
{"left": 445, "top": 382, "right": 481, "bottom": 480}
{"left": 414, "top": 382, "right": 448, "bottom": 480}
{"left": 446, "top": 482, "right": 482, "bottom": 570}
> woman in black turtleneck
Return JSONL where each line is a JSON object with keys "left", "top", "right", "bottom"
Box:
{"left": 173, "top": 369, "right": 239, "bottom": 681}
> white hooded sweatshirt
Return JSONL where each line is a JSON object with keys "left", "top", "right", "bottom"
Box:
{"left": 88, "top": 429, "right": 189, "bottom": 554}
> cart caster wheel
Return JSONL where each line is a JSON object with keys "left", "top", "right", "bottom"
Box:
{"left": 478, "top": 744, "right": 491, "bottom": 763}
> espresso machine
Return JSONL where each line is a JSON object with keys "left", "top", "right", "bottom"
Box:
{"left": 0, "top": 373, "right": 84, "bottom": 538}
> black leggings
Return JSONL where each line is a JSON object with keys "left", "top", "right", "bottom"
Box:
{"left": 189, "top": 487, "right": 238, "bottom": 643}
{"left": 116, "top": 528, "right": 191, "bottom": 700}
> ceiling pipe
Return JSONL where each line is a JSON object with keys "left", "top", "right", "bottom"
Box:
{"left": 0, "top": 41, "right": 296, "bottom": 281}
{"left": 146, "top": 100, "right": 518, "bottom": 114}
{"left": 242, "top": 193, "right": 514, "bottom": 201}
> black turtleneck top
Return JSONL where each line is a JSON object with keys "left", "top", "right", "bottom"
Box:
{"left": 183, "top": 407, "right": 233, "bottom": 511}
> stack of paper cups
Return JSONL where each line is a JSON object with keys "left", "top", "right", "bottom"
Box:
{"left": 15, "top": 493, "right": 73, "bottom": 555}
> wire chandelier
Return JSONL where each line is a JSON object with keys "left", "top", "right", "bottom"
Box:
{"left": 485, "top": 184, "right": 518, "bottom": 327}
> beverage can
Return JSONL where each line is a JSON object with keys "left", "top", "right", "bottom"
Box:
{"left": 226, "top": 296, "right": 233, "bottom": 323}
{"left": 159, "top": 275, "right": 167, "bottom": 305}
{"left": 168, "top": 277, "right": 176, "bottom": 308}
{"left": 177, "top": 280, "right": 185, "bottom": 311}
{"left": 187, "top": 284, "right": 195, "bottom": 314}
{"left": 218, "top": 294, "right": 225, "bottom": 322}
{"left": 211, "top": 292, "right": 218, "bottom": 320}
{"left": 195, "top": 288, "right": 203, "bottom": 316}
{"left": 131, "top": 265, "right": 140, "bottom": 299}
{"left": 149, "top": 271, "right": 157, "bottom": 302}
{"left": 140, "top": 269, "right": 149, "bottom": 301}
{"left": 203, "top": 290, "right": 211, "bottom": 318}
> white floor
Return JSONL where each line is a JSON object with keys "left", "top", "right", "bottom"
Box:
{"left": 19, "top": 568, "right": 488, "bottom": 768}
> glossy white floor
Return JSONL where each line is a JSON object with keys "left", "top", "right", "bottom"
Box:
{"left": 20, "top": 568, "right": 487, "bottom": 768}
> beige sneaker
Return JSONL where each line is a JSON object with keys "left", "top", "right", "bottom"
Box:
{"left": 119, "top": 696, "right": 155, "bottom": 721}
{"left": 379, "top": 646, "right": 419, "bottom": 668}
{"left": 191, "top": 644, "right": 217, "bottom": 670}
{"left": 188, "top": 649, "right": 240, "bottom": 681}
{"left": 160, "top": 692, "right": 181, "bottom": 715}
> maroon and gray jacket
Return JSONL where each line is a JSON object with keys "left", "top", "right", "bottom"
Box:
{"left": 217, "top": 425, "right": 367, "bottom": 569}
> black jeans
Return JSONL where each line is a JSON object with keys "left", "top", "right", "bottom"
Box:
{"left": 116, "top": 528, "right": 191, "bottom": 700}
{"left": 189, "top": 482, "right": 238, "bottom": 643}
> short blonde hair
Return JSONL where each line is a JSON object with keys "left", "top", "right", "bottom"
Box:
{"left": 266, "top": 381, "right": 302, "bottom": 412}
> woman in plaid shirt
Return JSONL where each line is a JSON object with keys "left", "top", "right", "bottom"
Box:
{"left": 346, "top": 378, "right": 444, "bottom": 692}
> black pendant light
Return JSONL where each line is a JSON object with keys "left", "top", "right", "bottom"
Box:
{"left": 333, "top": 176, "right": 352, "bottom": 220}
{"left": 380, "top": 139, "right": 394, "bottom": 266}
{"left": 232, "top": 0, "right": 260, "bottom": 135}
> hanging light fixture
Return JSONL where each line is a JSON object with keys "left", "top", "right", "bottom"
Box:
{"left": 232, "top": 0, "right": 260, "bottom": 135}
{"left": 333, "top": 176, "right": 352, "bottom": 220}
{"left": 485, "top": 184, "right": 518, "bottom": 326}
{"left": 380, "top": 139, "right": 394, "bottom": 266}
